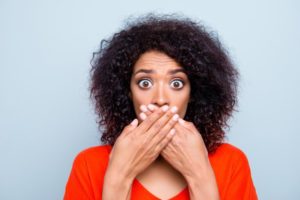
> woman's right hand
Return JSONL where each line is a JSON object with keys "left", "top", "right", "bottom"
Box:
{"left": 106, "top": 105, "right": 179, "bottom": 181}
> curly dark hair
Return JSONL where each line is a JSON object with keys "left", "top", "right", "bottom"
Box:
{"left": 90, "top": 13, "right": 239, "bottom": 153}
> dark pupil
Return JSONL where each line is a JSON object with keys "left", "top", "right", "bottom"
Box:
{"left": 174, "top": 82, "right": 179, "bottom": 87}
{"left": 143, "top": 81, "right": 149, "bottom": 87}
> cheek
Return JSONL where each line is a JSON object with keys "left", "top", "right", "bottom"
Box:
{"left": 131, "top": 94, "right": 153, "bottom": 123}
{"left": 171, "top": 89, "right": 190, "bottom": 118}
{"left": 177, "top": 97, "right": 190, "bottom": 118}
{"left": 130, "top": 86, "right": 151, "bottom": 114}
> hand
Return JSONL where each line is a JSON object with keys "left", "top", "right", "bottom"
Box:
{"left": 140, "top": 104, "right": 220, "bottom": 200}
{"left": 106, "top": 105, "right": 179, "bottom": 181}
{"left": 161, "top": 118, "right": 209, "bottom": 178}
{"left": 139, "top": 104, "right": 208, "bottom": 178}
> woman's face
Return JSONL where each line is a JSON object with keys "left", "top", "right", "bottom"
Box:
{"left": 130, "top": 51, "right": 191, "bottom": 122}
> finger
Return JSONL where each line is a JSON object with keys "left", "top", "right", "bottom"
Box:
{"left": 147, "top": 104, "right": 159, "bottom": 112}
{"left": 146, "top": 106, "right": 178, "bottom": 138}
{"left": 138, "top": 105, "right": 163, "bottom": 122}
{"left": 173, "top": 121, "right": 199, "bottom": 141}
{"left": 136, "top": 106, "right": 167, "bottom": 133}
{"left": 177, "top": 119, "right": 206, "bottom": 145}
{"left": 153, "top": 128, "right": 176, "bottom": 153}
{"left": 160, "top": 143, "right": 171, "bottom": 159}
{"left": 120, "top": 118, "right": 139, "bottom": 137}
{"left": 150, "top": 112, "right": 179, "bottom": 146}
{"left": 139, "top": 104, "right": 160, "bottom": 119}
{"left": 139, "top": 104, "right": 153, "bottom": 116}
{"left": 178, "top": 118, "right": 198, "bottom": 134}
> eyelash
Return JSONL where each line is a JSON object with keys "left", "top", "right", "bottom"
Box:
{"left": 137, "top": 78, "right": 185, "bottom": 90}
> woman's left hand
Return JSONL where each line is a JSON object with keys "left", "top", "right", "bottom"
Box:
{"left": 160, "top": 118, "right": 209, "bottom": 179}
{"left": 140, "top": 104, "right": 209, "bottom": 177}
{"left": 140, "top": 104, "right": 220, "bottom": 200}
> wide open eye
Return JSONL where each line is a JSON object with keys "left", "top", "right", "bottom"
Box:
{"left": 138, "top": 79, "right": 153, "bottom": 89}
{"left": 170, "top": 79, "right": 184, "bottom": 89}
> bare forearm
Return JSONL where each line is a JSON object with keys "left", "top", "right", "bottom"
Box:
{"left": 102, "top": 169, "right": 134, "bottom": 200}
{"left": 185, "top": 166, "right": 220, "bottom": 200}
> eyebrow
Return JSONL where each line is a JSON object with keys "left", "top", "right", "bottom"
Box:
{"left": 134, "top": 68, "right": 186, "bottom": 75}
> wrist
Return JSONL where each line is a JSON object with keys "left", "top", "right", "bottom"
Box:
{"left": 104, "top": 166, "right": 135, "bottom": 185}
{"left": 106, "top": 160, "right": 136, "bottom": 181}
{"left": 187, "top": 177, "right": 219, "bottom": 200}
{"left": 184, "top": 163, "right": 220, "bottom": 200}
{"left": 103, "top": 169, "right": 134, "bottom": 200}
{"left": 182, "top": 157, "right": 211, "bottom": 180}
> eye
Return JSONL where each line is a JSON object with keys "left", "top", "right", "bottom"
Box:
{"left": 138, "top": 79, "right": 152, "bottom": 89}
{"left": 170, "top": 79, "right": 184, "bottom": 89}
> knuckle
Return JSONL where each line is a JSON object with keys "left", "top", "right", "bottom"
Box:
{"left": 124, "top": 135, "right": 134, "bottom": 144}
{"left": 163, "top": 132, "right": 173, "bottom": 141}
{"left": 123, "top": 124, "right": 133, "bottom": 132}
{"left": 157, "top": 143, "right": 163, "bottom": 150}
{"left": 164, "top": 111, "right": 172, "bottom": 118}
{"left": 161, "top": 121, "right": 174, "bottom": 132}
{"left": 183, "top": 121, "right": 193, "bottom": 128}
{"left": 161, "top": 124, "right": 172, "bottom": 136}
{"left": 137, "top": 140, "right": 146, "bottom": 150}
{"left": 164, "top": 135, "right": 172, "bottom": 142}
{"left": 139, "top": 143, "right": 146, "bottom": 151}
{"left": 160, "top": 139, "right": 168, "bottom": 149}
{"left": 168, "top": 118, "right": 176, "bottom": 126}
{"left": 122, "top": 125, "right": 129, "bottom": 131}
{"left": 171, "top": 138, "right": 179, "bottom": 146}
{"left": 152, "top": 109, "right": 162, "bottom": 117}
{"left": 156, "top": 108, "right": 163, "bottom": 114}
{"left": 146, "top": 116, "right": 155, "bottom": 124}
{"left": 187, "top": 122, "right": 194, "bottom": 127}
{"left": 153, "top": 122, "right": 162, "bottom": 130}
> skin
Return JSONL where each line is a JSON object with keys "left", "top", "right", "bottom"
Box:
{"left": 129, "top": 50, "right": 191, "bottom": 121}
{"left": 103, "top": 105, "right": 179, "bottom": 200}
{"left": 141, "top": 108, "right": 220, "bottom": 200}
{"left": 102, "top": 51, "right": 220, "bottom": 200}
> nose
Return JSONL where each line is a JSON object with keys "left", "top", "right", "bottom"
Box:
{"left": 151, "top": 83, "right": 169, "bottom": 107}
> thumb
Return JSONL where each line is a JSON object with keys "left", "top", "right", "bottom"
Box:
{"left": 118, "top": 118, "right": 138, "bottom": 139}
{"left": 123, "top": 118, "right": 138, "bottom": 134}
{"left": 178, "top": 118, "right": 197, "bottom": 133}
{"left": 130, "top": 118, "right": 138, "bottom": 128}
{"left": 178, "top": 118, "right": 188, "bottom": 127}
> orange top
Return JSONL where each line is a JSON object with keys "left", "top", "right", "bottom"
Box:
{"left": 64, "top": 143, "right": 258, "bottom": 200}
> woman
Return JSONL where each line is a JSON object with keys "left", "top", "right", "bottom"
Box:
{"left": 64, "top": 14, "right": 258, "bottom": 200}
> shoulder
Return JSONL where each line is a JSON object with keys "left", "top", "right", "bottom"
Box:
{"left": 210, "top": 143, "right": 248, "bottom": 160}
{"left": 72, "top": 145, "right": 112, "bottom": 170}
{"left": 209, "top": 143, "right": 251, "bottom": 171}
{"left": 76, "top": 145, "right": 112, "bottom": 159}
{"left": 64, "top": 145, "right": 113, "bottom": 199}
{"left": 209, "top": 144, "right": 258, "bottom": 199}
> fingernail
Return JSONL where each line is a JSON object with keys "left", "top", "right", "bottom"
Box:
{"left": 171, "top": 106, "right": 178, "bottom": 113}
{"left": 139, "top": 112, "right": 147, "bottom": 120}
{"left": 147, "top": 104, "right": 156, "bottom": 111}
{"left": 130, "top": 119, "right": 138, "bottom": 126}
{"left": 140, "top": 105, "right": 148, "bottom": 112}
{"left": 161, "top": 105, "right": 169, "bottom": 112}
{"left": 172, "top": 114, "right": 179, "bottom": 121}
{"left": 178, "top": 118, "right": 185, "bottom": 125}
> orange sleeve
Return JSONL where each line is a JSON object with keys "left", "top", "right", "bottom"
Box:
{"left": 223, "top": 149, "right": 258, "bottom": 200}
{"left": 63, "top": 151, "right": 95, "bottom": 200}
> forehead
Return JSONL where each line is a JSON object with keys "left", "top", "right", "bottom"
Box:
{"left": 133, "top": 51, "right": 182, "bottom": 72}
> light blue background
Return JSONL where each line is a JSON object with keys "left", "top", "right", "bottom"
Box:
{"left": 1, "top": 0, "right": 299, "bottom": 199}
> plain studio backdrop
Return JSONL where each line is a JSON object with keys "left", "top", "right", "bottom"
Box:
{"left": 0, "top": 0, "right": 299, "bottom": 199}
